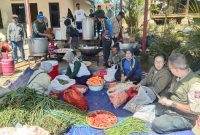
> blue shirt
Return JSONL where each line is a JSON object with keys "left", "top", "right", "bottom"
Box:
{"left": 123, "top": 59, "right": 132, "bottom": 75}
{"left": 102, "top": 17, "right": 112, "bottom": 37}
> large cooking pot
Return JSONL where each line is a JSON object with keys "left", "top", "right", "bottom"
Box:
{"left": 119, "top": 42, "right": 138, "bottom": 51}
{"left": 79, "top": 45, "right": 102, "bottom": 56}
{"left": 82, "top": 17, "right": 94, "bottom": 40}
{"left": 28, "top": 38, "right": 49, "bottom": 56}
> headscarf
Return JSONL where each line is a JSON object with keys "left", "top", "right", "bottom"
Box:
{"left": 39, "top": 61, "right": 53, "bottom": 73}
{"left": 126, "top": 48, "right": 134, "bottom": 56}
{"left": 63, "top": 51, "right": 79, "bottom": 63}
{"left": 64, "top": 18, "right": 71, "bottom": 26}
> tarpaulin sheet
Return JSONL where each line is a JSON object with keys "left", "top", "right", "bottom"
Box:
{"left": 65, "top": 88, "right": 194, "bottom": 135}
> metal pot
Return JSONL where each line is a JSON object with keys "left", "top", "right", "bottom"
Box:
{"left": 119, "top": 42, "right": 138, "bottom": 51}
{"left": 28, "top": 38, "right": 49, "bottom": 56}
{"left": 82, "top": 17, "right": 94, "bottom": 40}
{"left": 79, "top": 45, "right": 102, "bottom": 56}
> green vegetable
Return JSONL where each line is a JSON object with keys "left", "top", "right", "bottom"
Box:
{"left": 104, "top": 117, "right": 148, "bottom": 135}
{"left": 0, "top": 88, "right": 87, "bottom": 134}
{"left": 57, "top": 79, "right": 69, "bottom": 85}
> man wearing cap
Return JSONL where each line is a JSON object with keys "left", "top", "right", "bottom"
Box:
{"left": 32, "top": 14, "right": 52, "bottom": 39}
{"left": 95, "top": 10, "right": 113, "bottom": 67}
{"left": 74, "top": 3, "right": 86, "bottom": 37}
{"left": 7, "top": 14, "right": 25, "bottom": 63}
{"left": 152, "top": 53, "right": 200, "bottom": 133}
{"left": 38, "top": 11, "right": 48, "bottom": 27}
{"left": 110, "top": 12, "right": 125, "bottom": 43}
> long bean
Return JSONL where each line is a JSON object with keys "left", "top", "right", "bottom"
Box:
{"left": 104, "top": 117, "right": 148, "bottom": 135}
{"left": 0, "top": 87, "right": 87, "bottom": 134}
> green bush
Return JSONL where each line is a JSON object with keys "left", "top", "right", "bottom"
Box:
{"left": 148, "top": 26, "right": 181, "bottom": 57}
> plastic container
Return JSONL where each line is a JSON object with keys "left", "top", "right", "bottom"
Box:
{"left": 1, "top": 59, "right": 15, "bottom": 76}
{"left": 46, "top": 60, "right": 59, "bottom": 80}
{"left": 87, "top": 83, "right": 104, "bottom": 91}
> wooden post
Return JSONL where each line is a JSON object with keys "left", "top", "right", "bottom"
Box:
{"left": 25, "top": 0, "right": 32, "bottom": 37}
{"left": 185, "top": 0, "right": 190, "bottom": 17}
{"left": 142, "top": 0, "right": 149, "bottom": 53}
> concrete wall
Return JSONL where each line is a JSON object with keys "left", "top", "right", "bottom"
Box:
{"left": 0, "top": 0, "right": 91, "bottom": 39}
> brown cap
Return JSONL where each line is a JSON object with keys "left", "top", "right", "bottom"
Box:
{"left": 12, "top": 14, "right": 18, "bottom": 19}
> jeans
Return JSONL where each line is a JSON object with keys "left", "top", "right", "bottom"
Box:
{"left": 11, "top": 41, "right": 25, "bottom": 63}
{"left": 102, "top": 37, "right": 112, "bottom": 64}
{"left": 152, "top": 113, "right": 193, "bottom": 134}
{"left": 76, "top": 21, "right": 82, "bottom": 37}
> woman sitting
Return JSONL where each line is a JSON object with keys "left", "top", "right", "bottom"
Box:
{"left": 124, "top": 53, "right": 172, "bottom": 112}
{"left": 63, "top": 51, "right": 91, "bottom": 85}
{"left": 27, "top": 61, "right": 52, "bottom": 95}
{"left": 115, "top": 49, "right": 142, "bottom": 84}
{"left": 138, "top": 53, "right": 172, "bottom": 96}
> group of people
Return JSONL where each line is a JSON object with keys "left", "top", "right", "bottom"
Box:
{"left": 123, "top": 52, "right": 200, "bottom": 134}
{"left": 7, "top": 11, "right": 51, "bottom": 64}
{"left": 64, "top": 3, "right": 125, "bottom": 66}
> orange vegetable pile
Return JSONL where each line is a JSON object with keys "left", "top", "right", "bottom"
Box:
{"left": 87, "top": 76, "right": 104, "bottom": 86}
{"left": 87, "top": 110, "right": 117, "bottom": 129}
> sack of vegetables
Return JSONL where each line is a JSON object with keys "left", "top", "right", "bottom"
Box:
{"left": 48, "top": 75, "right": 75, "bottom": 98}
{"left": 63, "top": 87, "right": 88, "bottom": 110}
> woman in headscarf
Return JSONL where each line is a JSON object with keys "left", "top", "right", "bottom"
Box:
{"left": 63, "top": 51, "right": 91, "bottom": 85}
{"left": 115, "top": 49, "right": 142, "bottom": 84}
{"left": 27, "top": 61, "right": 53, "bottom": 94}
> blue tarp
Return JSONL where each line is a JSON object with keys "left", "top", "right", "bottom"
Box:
{"left": 65, "top": 88, "right": 194, "bottom": 135}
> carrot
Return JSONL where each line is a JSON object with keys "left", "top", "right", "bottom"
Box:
{"left": 87, "top": 76, "right": 104, "bottom": 86}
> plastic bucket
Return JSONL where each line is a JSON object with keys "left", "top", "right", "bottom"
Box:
{"left": 46, "top": 60, "right": 59, "bottom": 80}
{"left": 1, "top": 59, "right": 15, "bottom": 76}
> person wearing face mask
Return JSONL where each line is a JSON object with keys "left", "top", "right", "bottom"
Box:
{"left": 62, "top": 51, "right": 91, "bottom": 85}
{"left": 115, "top": 48, "right": 142, "bottom": 84}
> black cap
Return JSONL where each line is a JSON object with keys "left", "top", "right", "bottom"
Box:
{"left": 118, "top": 11, "right": 125, "bottom": 18}
{"left": 95, "top": 10, "right": 105, "bottom": 19}
{"left": 113, "top": 43, "right": 120, "bottom": 49}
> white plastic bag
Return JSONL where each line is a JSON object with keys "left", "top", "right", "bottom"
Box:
{"left": 48, "top": 75, "right": 75, "bottom": 94}
{"left": 133, "top": 105, "right": 156, "bottom": 123}
{"left": 104, "top": 65, "right": 117, "bottom": 82}
{"left": 123, "top": 86, "right": 156, "bottom": 113}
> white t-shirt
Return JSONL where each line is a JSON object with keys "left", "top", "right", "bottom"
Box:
{"left": 74, "top": 9, "right": 85, "bottom": 22}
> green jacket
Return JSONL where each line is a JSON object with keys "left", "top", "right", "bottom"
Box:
{"left": 140, "top": 66, "right": 172, "bottom": 96}
{"left": 168, "top": 70, "right": 200, "bottom": 125}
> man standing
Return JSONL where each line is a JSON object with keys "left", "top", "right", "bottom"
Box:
{"left": 7, "top": 15, "right": 25, "bottom": 64}
{"left": 110, "top": 12, "right": 125, "bottom": 43}
{"left": 32, "top": 14, "right": 52, "bottom": 39}
{"left": 74, "top": 3, "right": 86, "bottom": 37}
{"left": 95, "top": 10, "right": 112, "bottom": 67}
{"left": 152, "top": 53, "right": 200, "bottom": 133}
